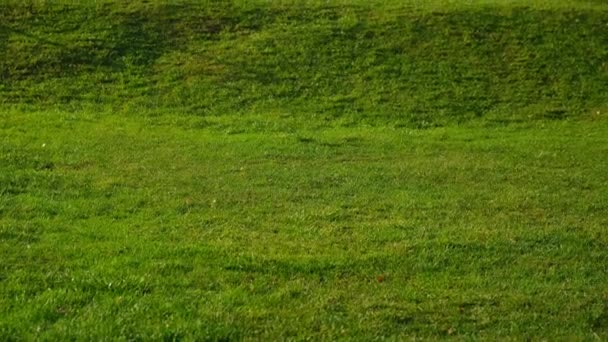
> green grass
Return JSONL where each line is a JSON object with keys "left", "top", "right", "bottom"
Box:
{"left": 2, "top": 0, "right": 608, "bottom": 340}
{"left": 2, "top": 0, "right": 607, "bottom": 126}
{"left": 2, "top": 111, "right": 608, "bottom": 339}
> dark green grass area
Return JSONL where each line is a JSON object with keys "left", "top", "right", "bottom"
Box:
{"left": 1, "top": 0, "right": 608, "bottom": 340}
{"left": 1, "top": 0, "right": 607, "bottom": 126}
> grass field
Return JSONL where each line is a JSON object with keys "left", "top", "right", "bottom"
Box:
{"left": 2, "top": 0, "right": 608, "bottom": 340}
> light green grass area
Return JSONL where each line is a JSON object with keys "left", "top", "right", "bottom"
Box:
{"left": 2, "top": 111, "right": 608, "bottom": 339}
{"left": 1, "top": 0, "right": 608, "bottom": 340}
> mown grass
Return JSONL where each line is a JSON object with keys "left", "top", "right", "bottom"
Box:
{"left": 1, "top": 0, "right": 608, "bottom": 340}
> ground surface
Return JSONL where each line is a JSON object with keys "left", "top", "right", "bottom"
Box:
{"left": 1, "top": 0, "right": 608, "bottom": 340}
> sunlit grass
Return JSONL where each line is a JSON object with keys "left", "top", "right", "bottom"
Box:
{"left": 1, "top": 0, "right": 608, "bottom": 339}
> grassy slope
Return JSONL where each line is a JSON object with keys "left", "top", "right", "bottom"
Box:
{"left": 1, "top": 0, "right": 607, "bottom": 126}
{"left": 1, "top": 1, "right": 608, "bottom": 340}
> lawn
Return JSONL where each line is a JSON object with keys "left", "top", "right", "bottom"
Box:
{"left": 1, "top": 0, "right": 608, "bottom": 339}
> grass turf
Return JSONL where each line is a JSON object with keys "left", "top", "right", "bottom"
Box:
{"left": 1, "top": 0, "right": 608, "bottom": 339}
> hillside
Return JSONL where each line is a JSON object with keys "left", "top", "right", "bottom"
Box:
{"left": 1, "top": 1, "right": 607, "bottom": 126}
